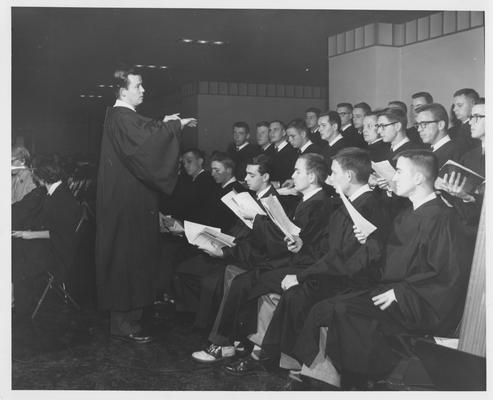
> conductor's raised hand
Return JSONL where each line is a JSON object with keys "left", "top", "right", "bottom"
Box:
{"left": 281, "top": 274, "right": 299, "bottom": 291}
{"left": 372, "top": 289, "right": 396, "bottom": 310}
{"left": 180, "top": 117, "right": 198, "bottom": 129}
{"left": 163, "top": 113, "right": 181, "bottom": 122}
{"left": 353, "top": 225, "right": 368, "bottom": 244}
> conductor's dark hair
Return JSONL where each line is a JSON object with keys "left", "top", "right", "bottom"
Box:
{"left": 249, "top": 154, "right": 273, "bottom": 177}
{"left": 453, "top": 88, "right": 480, "bottom": 103}
{"left": 412, "top": 91, "right": 434, "bottom": 104}
{"left": 232, "top": 121, "right": 250, "bottom": 133}
{"left": 337, "top": 102, "right": 353, "bottom": 112}
{"left": 394, "top": 149, "right": 438, "bottom": 184}
{"left": 287, "top": 118, "right": 308, "bottom": 134}
{"left": 353, "top": 102, "right": 372, "bottom": 115}
{"left": 415, "top": 103, "right": 449, "bottom": 130}
{"left": 332, "top": 147, "right": 372, "bottom": 184}
{"left": 388, "top": 100, "right": 408, "bottom": 114}
{"left": 32, "top": 156, "right": 62, "bottom": 184}
{"left": 210, "top": 152, "right": 236, "bottom": 171}
{"left": 299, "top": 153, "right": 329, "bottom": 185}
{"left": 113, "top": 64, "right": 138, "bottom": 98}
{"left": 305, "top": 107, "right": 321, "bottom": 116}
{"left": 377, "top": 107, "right": 408, "bottom": 132}
{"left": 319, "top": 111, "right": 342, "bottom": 131}
{"left": 183, "top": 148, "right": 205, "bottom": 161}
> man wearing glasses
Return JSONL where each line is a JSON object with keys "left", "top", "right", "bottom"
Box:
{"left": 415, "top": 103, "right": 463, "bottom": 167}
{"left": 450, "top": 88, "right": 481, "bottom": 151}
{"left": 336, "top": 102, "right": 366, "bottom": 148}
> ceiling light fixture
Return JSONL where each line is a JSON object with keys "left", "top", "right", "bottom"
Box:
{"left": 135, "top": 64, "right": 144, "bottom": 67}
{"left": 212, "top": 41, "right": 224, "bottom": 45}
{"left": 182, "top": 38, "right": 194, "bottom": 43}
{"left": 197, "top": 40, "right": 209, "bottom": 44}
{"left": 80, "top": 95, "right": 86, "bottom": 98}
{"left": 159, "top": 66, "right": 168, "bottom": 69}
{"left": 147, "top": 65, "right": 157, "bottom": 68}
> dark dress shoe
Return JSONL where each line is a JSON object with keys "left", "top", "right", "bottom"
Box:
{"left": 223, "top": 357, "right": 263, "bottom": 376}
{"left": 111, "top": 332, "right": 153, "bottom": 344}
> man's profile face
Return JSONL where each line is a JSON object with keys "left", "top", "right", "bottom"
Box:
{"left": 416, "top": 110, "right": 440, "bottom": 145}
{"left": 352, "top": 108, "right": 366, "bottom": 129}
{"left": 211, "top": 161, "right": 231, "bottom": 185}
{"left": 453, "top": 95, "right": 474, "bottom": 122}
{"left": 362, "top": 116, "right": 379, "bottom": 144}
{"left": 268, "top": 122, "right": 285, "bottom": 144}
{"left": 337, "top": 106, "right": 352, "bottom": 126}
{"left": 121, "top": 74, "right": 145, "bottom": 107}
{"left": 245, "top": 164, "right": 265, "bottom": 192}
{"left": 318, "top": 116, "right": 335, "bottom": 141}
{"left": 331, "top": 160, "right": 351, "bottom": 196}
{"left": 286, "top": 127, "right": 304, "bottom": 149}
{"left": 292, "top": 158, "right": 311, "bottom": 193}
{"left": 233, "top": 127, "right": 249, "bottom": 147}
{"left": 182, "top": 152, "right": 203, "bottom": 177}
{"left": 392, "top": 157, "right": 416, "bottom": 198}
{"left": 377, "top": 116, "right": 398, "bottom": 144}
{"left": 305, "top": 112, "right": 318, "bottom": 129}
{"left": 470, "top": 104, "right": 485, "bottom": 139}
{"left": 256, "top": 126, "right": 270, "bottom": 147}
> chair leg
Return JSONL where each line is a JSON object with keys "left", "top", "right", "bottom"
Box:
{"left": 31, "top": 275, "right": 54, "bottom": 319}
{"left": 57, "top": 283, "right": 81, "bottom": 311}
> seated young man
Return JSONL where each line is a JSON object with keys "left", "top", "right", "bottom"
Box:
{"left": 12, "top": 156, "right": 82, "bottom": 315}
{"left": 289, "top": 150, "right": 473, "bottom": 390}
{"left": 236, "top": 148, "right": 389, "bottom": 376}
{"left": 191, "top": 154, "right": 333, "bottom": 364}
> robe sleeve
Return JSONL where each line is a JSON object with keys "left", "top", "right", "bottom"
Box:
{"left": 108, "top": 109, "right": 182, "bottom": 195}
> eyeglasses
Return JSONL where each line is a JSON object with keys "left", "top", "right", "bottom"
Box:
{"left": 470, "top": 114, "right": 485, "bottom": 123}
{"left": 375, "top": 122, "right": 397, "bottom": 130}
{"left": 338, "top": 112, "right": 351, "bottom": 116}
{"left": 414, "top": 120, "right": 439, "bottom": 130}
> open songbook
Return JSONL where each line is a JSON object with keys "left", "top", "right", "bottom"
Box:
{"left": 371, "top": 160, "right": 396, "bottom": 182}
{"left": 337, "top": 185, "right": 377, "bottom": 238}
{"left": 184, "top": 221, "right": 236, "bottom": 253}
{"left": 438, "top": 160, "right": 485, "bottom": 194}
{"left": 260, "top": 195, "right": 301, "bottom": 242}
{"left": 221, "top": 191, "right": 266, "bottom": 229}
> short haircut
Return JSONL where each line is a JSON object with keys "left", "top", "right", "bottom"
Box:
{"left": 183, "top": 148, "right": 205, "bottom": 160}
{"left": 12, "top": 145, "right": 31, "bottom": 165}
{"left": 256, "top": 121, "right": 270, "bottom": 129}
{"left": 270, "top": 119, "right": 286, "bottom": 130}
{"left": 233, "top": 121, "right": 250, "bottom": 133}
{"left": 337, "top": 102, "right": 353, "bottom": 112}
{"left": 210, "top": 152, "right": 236, "bottom": 171}
{"left": 320, "top": 111, "right": 342, "bottom": 131}
{"left": 388, "top": 100, "right": 408, "bottom": 114}
{"left": 364, "top": 111, "right": 379, "bottom": 119}
{"left": 353, "top": 102, "right": 372, "bottom": 115}
{"left": 476, "top": 97, "right": 485, "bottom": 105}
{"left": 298, "top": 153, "right": 329, "bottom": 185}
{"left": 332, "top": 147, "right": 371, "bottom": 184}
{"left": 113, "top": 64, "right": 138, "bottom": 98}
{"left": 412, "top": 91, "right": 434, "bottom": 104}
{"left": 287, "top": 118, "right": 308, "bottom": 134}
{"left": 415, "top": 103, "right": 449, "bottom": 130}
{"left": 453, "top": 88, "right": 480, "bottom": 104}
{"left": 305, "top": 107, "right": 321, "bottom": 116}
{"left": 394, "top": 149, "right": 438, "bottom": 184}
{"left": 249, "top": 154, "right": 273, "bottom": 176}
{"left": 377, "top": 107, "right": 407, "bottom": 131}
{"left": 32, "top": 156, "right": 62, "bottom": 184}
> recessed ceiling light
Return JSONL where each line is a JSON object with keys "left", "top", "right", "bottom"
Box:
{"left": 159, "top": 66, "right": 168, "bottom": 69}
{"left": 88, "top": 94, "right": 95, "bottom": 98}
{"left": 197, "top": 40, "right": 209, "bottom": 44}
{"left": 135, "top": 64, "right": 144, "bottom": 67}
{"left": 97, "top": 95, "right": 103, "bottom": 98}
{"left": 147, "top": 65, "right": 157, "bottom": 68}
{"left": 212, "top": 41, "right": 224, "bottom": 45}
{"left": 80, "top": 95, "right": 86, "bottom": 98}
{"left": 182, "top": 38, "right": 194, "bottom": 43}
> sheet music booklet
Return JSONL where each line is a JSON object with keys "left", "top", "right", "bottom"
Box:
{"left": 260, "top": 195, "right": 300, "bottom": 241}
{"left": 221, "top": 190, "right": 266, "bottom": 229}
{"left": 184, "top": 221, "right": 236, "bottom": 253}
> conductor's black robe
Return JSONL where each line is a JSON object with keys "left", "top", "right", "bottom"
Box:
{"left": 96, "top": 106, "right": 181, "bottom": 311}
{"left": 292, "top": 197, "right": 473, "bottom": 377}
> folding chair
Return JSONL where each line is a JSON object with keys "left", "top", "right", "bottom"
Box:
{"left": 31, "top": 212, "right": 87, "bottom": 319}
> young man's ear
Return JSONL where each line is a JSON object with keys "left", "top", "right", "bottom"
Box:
{"left": 438, "top": 120, "right": 446, "bottom": 131}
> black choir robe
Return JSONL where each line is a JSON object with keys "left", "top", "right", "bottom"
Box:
{"left": 321, "top": 136, "right": 352, "bottom": 168}
{"left": 12, "top": 185, "right": 47, "bottom": 230}
{"left": 308, "top": 128, "right": 324, "bottom": 148}
{"left": 341, "top": 125, "right": 367, "bottom": 148}
{"left": 432, "top": 139, "right": 463, "bottom": 168}
{"left": 387, "top": 140, "right": 425, "bottom": 167}
{"left": 367, "top": 140, "right": 391, "bottom": 163}
{"left": 96, "top": 106, "right": 182, "bottom": 311}
{"left": 261, "top": 189, "right": 390, "bottom": 358}
{"left": 448, "top": 121, "right": 481, "bottom": 152}
{"left": 227, "top": 142, "right": 261, "bottom": 181}
{"left": 261, "top": 144, "right": 276, "bottom": 158}
{"left": 271, "top": 143, "right": 298, "bottom": 184}
{"left": 300, "top": 142, "right": 323, "bottom": 155}
{"left": 292, "top": 197, "right": 473, "bottom": 378}
{"left": 216, "top": 188, "right": 334, "bottom": 341}
{"left": 406, "top": 126, "right": 424, "bottom": 145}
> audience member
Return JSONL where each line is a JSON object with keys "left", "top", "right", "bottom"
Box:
{"left": 337, "top": 103, "right": 366, "bottom": 148}
{"left": 450, "top": 88, "right": 481, "bottom": 150}
{"left": 256, "top": 121, "right": 275, "bottom": 157}
{"left": 269, "top": 120, "right": 298, "bottom": 186}
{"left": 227, "top": 122, "right": 261, "bottom": 181}
{"left": 362, "top": 112, "right": 390, "bottom": 162}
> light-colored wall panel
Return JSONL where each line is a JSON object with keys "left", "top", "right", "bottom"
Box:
{"left": 457, "top": 11, "right": 471, "bottom": 31}
{"left": 430, "top": 12, "right": 443, "bottom": 38}
{"left": 377, "top": 23, "right": 393, "bottom": 45}
{"left": 405, "top": 20, "right": 417, "bottom": 44}
{"left": 354, "top": 27, "right": 364, "bottom": 49}
{"left": 417, "top": 16, "right": 430, "bottom": 41}
{"left": 364, "top": 24, "right": 375, "bottom": 47}
{"left": 443, "top": 11, "right": 457, "bottom": 34}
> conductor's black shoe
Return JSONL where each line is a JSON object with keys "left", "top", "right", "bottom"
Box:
{"left": 111, "top": 332, "right": 154, "bottom": 344}
{"left": 223, "top": 357, "right": 263, "bottom": 376}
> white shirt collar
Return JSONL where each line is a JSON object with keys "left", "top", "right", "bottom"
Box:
{"left": 302, "top": 186, "right": 322, "bottom": 202}
{"left": 192, "top": 169, "right": 205, "bottom": 181}
{"left": 114, "top": 99, "right": 136, "bottom": 111}
{"left": 300, "top": 140, "right": 313, "bottom": 153}
{"left": 222, "top": 177, "right": 237, "bottom": 188}
{"left": 413, "top": 192, "right": 437, "bottom": 210}
{"left": 391, "top": 137, "right": 410, "bottom": 151}
{"left": 369, "top": 137, "right": 383, "bottom": 145}
{"left": 256, "top": 185, "right": 271, "bottom": 199}
{"left": 236, "top": 142, "right": 249, "bottom": 151}
{"left": 349, "top": 184, "right": 372, "bottom": 202}
{"left": 329, "top": 134, "right": 343, "bottom": 147}
{"left": 341, "top": 123, "right": 352, "bottom": 132}
{"left": 262, "top": 143, "right": 272, "bottom": 151}
{"left": 431, "top": 135, "right": 451, "bottom": 151}
{"left": 48, "top": 180, "right": 62, "bottom": 196}
{"left": 275, "top": 140, "right": 288, "bottom": 152}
